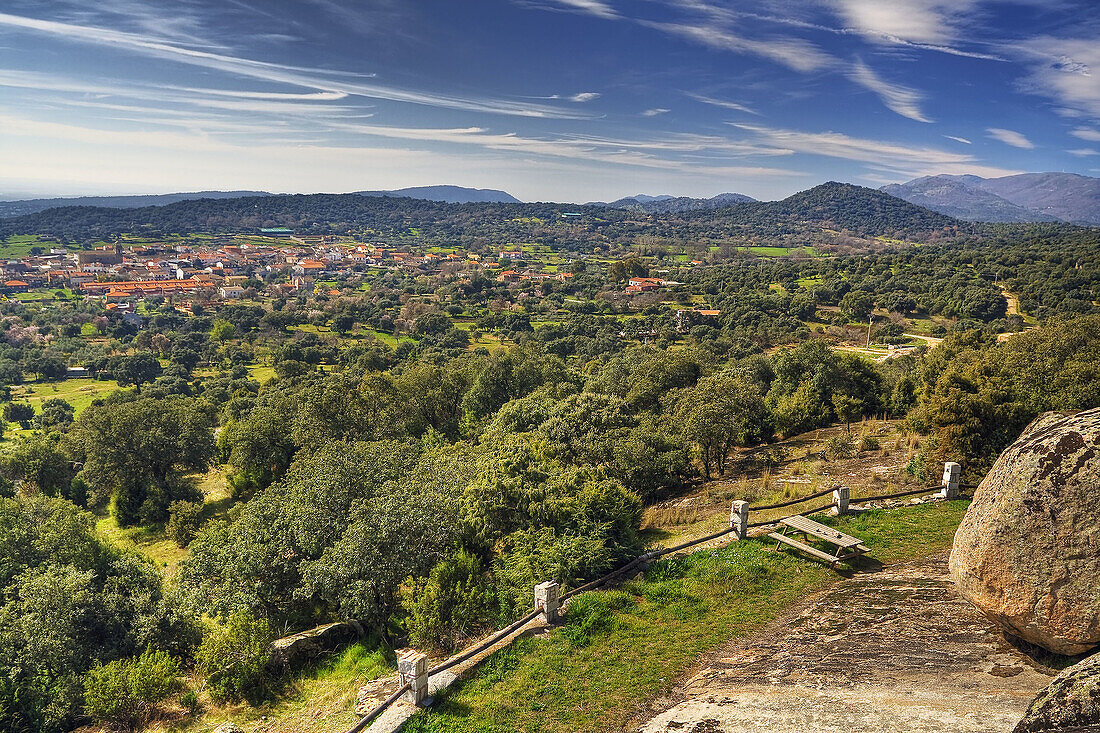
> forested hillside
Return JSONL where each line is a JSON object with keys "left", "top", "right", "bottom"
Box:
{"left": 0, "top": 189, "right": 1098, "bottom": 732}
{"left": 0, "top": 183, "right": 961, "bottom": 242}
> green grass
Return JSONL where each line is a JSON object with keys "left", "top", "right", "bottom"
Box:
{"left": 403, "top": 500, "right": 970, "bottom": 733}
{"left": 175, "top": 641, "right": 395, "bottom": 733}
{"left": 8, "top": 378, "right": 120, "bottom": 417}
{"left": 248, "top": 364, "right": 277, "bottom": 383}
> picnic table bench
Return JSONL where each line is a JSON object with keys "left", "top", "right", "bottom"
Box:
{"left": 768, "top": 514, "right": 870, "bottom": 565}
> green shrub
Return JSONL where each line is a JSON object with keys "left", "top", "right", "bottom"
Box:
{"left": 83, "top": 649, "right": 182, "bottom": 732}
{"left": 404, "top": 550, "right": 496, "bottom": 651}
{"left": 195, "top": 610, "right": 273, "bottom": 703}
{"left": 180, "top": 689, "right": 201, "bottom": 717}
{"left": 166, "top": 500, "right": 204, "bottom": 547}
{"left": 859, "top": 435, "right": 880, "bottom": 452}
{"left": 824, "top": 435, "right": 855, "bottom": 460}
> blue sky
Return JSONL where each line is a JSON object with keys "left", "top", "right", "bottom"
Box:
{"left": 1, "top": 0, "right": 1098, "bottom": 202}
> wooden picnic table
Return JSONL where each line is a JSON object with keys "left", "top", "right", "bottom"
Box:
{"left": 768, "top": 514, "right": 870, "bottom": 565}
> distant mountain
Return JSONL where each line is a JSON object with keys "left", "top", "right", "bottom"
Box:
{"left": 355, "top": 185, "right": 521, "bottom": 204}
{"left": 977, "top": 173, "right": 1100, "bottom": 225}
{"left": 591, "top": 192, "right": 756, "bottom": 213}
{"left": 0, "top": 191, "right": 272, "bottom": 218}
{"left": 754, "top": 181, "right": 958, "bottom": 234}
{"left": 882, "top": 173, "right": 1100, "bottom": 225}
{"left": 624, "top": 194, "right": 675, "bottom": 203}
{"left": 880, "top": 176, "right": 1054, "bottom": 223}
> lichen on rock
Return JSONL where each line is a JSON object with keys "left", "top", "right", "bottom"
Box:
{"left": 949, "top": 407, "right": 1100, "bottom": 656}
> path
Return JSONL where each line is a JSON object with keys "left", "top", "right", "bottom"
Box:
{"left": 634, "top": 553, "right": 1051, "bottom": 733}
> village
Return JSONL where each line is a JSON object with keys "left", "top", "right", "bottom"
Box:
{"left": 0, "top": 229, "right": 603, "bottom": 312}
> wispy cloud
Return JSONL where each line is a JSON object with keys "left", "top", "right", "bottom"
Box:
{"left": 1015, "top": 36, "right": 1100, "bottom": 119}
{"left": 642, "top": 20, "right": 834, "bottom": 73}
{"left": 944, "top": 135, "right": 972, "bottom": 144}
{"left": 570, "top": 92, "right": 601, "bottom": 102}
{"left": 0, "top": 11, "right": 589, "bottom": 119}
{"left": 641, "top": 108, "right": 670, "bottom": 116}
{"left": 847, "top": 59, "right": 931, "bottom": 122}
{"left": 828, "top": 0, "right": 973, "bottom": 46}
{"left": 987, "top": 127, "right": 1035, "bottom": 149}
{"left": 685, "top": 92, "right": 759, "bottom": 115}
{"left": 526, "top": 0, "right": 619, "bottom": 19}
{"left": 730, "top": 122, "right": 1021, "bottom": 178}
{"left": 1068, "top": 147, "right": 1099, "bottom": 156}
{"left": 1071, "top": 128, "right": 1100, "bottom": 141}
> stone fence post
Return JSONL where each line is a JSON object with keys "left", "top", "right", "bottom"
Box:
{"left": 398, "top": 650, "right": 429, "bottom": 706}
{"left": 534, "top": 580, "right": 560, "bottom": 623}
{"left": 939, "top": 462, "right": 961, "bottom": 499}
{"left": 730, "top": 500, "right": 748, "bottom": 540}
{"left": 833, "top": 485, "right": 850, "bottom": 515}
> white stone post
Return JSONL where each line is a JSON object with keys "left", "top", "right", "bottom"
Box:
{"left": 833, "top": 485, "right": 850, "bottom": 516}
{"left": 534, "top": 580, "right": 560, "bottom": 624}
{"left": 398, "top": 650, "right": 429, "bottom": 706}
{"left": 730, "top": 500, "right": 749, "bottom": 540}
{"left": 939, "top": 462, "right": 961, "bottom": 499}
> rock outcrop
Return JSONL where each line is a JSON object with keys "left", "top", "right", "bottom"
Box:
{"left": 1013, "top": 652, "right": 1100, "bottom": 732}
{"left": 950, "top": 408, "right": 1100, "bottom": 655}
{"left": 267, "top": 621, "right": 360, "bottom": 672}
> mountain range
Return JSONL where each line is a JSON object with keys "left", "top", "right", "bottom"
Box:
{"left": 353, "top": 185, "right": 520, "bottom": 204}
{"left": 0, "top": 191, "right": 274, "bottom": 218}
{"left": 589, "top": 192, "right": 757, "bottom": 213}
{"left": 881, "top": 173, "right": 1100, "bottom": 225}
{"left": 0, "top": 185, "right": 520, "bottom": 218}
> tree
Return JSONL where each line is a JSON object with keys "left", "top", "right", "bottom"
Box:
{"left": 112, "top": 353, "right": 162, "bottom": 391}
{"left": 36, "top": 398, "right": 75, "bottom": 431}
{"left": 65, "top": 398, "right": 214, "bottom": 526}
{"left": 210, "top": 318, "right": 236, "bottom": 342}
{"left": 0, "top": 436, "right": 76, "bottom": 501}
{"left": 832, "top": 393, "right": 864, "bottom": 435}
{"left": 674, "top": 370, "right": 767, "bottom": 479}
{"left": 195, "top": 610, "right": 272, "bottom": 703}
{"left": 3, "top": 402, "right": 34, "bottom": 429}
{"left": 839, "top": 290, "right": 874, "bottom": 321}
{"left": 331, "top": 313, "right": 355, "bottom": 334}
{"left": 0, "top": 495, "right": 186, "bottom": 733}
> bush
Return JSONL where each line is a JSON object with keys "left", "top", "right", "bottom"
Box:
{"left": 859, "top": 435, "right": 880, "bottom": 452}
{"left": 83, "top": 649, "right": 182, "bottom": 732}
{"left": 824, "top": 435, "right": 855, "bottom": 460}
{"left": 166, "top": 500, "right": 204, "bottom": 547}
{"left": 195, "top": 610, "right": 273, "bottom": 703}
{"left": 404, "top": 550, "right": 496, "bottom": 651}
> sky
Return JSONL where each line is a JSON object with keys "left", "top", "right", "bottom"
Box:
{"left": 0, "top": 0, "right": 1099, "bottom": 202}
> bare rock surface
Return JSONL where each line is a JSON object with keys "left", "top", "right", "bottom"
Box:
{"left": 1013, "top": 652, "right": 1100, "bottom": 733}
{"left": 950, "top": 408, "right": 1100, "bottom": 655}
{"left": 636, "top": 554, "right": 1051, "bottom": 733}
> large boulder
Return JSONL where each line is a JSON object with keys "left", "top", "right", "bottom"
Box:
{"left": 1013, "top": 652, "right": 1100, "bottom": 733}
{"left": 949, "top": 408, "right": 1100, "bottom": 655}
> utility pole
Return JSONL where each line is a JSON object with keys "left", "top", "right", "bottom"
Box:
{"left": 866, "top": 312, "right": 873, "bottom": 347}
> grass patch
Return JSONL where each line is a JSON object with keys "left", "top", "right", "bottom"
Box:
{"left": 7, "top": 378, "right": 119, "bottom": 417}
{"left": 403, "top": 500, "right": 968, "bottom": 733}
{"left": 177, "top": 641, "right": 396, "bottom": 733}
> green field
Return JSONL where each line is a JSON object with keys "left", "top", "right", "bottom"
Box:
{"left": 8, "top": 377, "right": 119, "bottom": 417}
